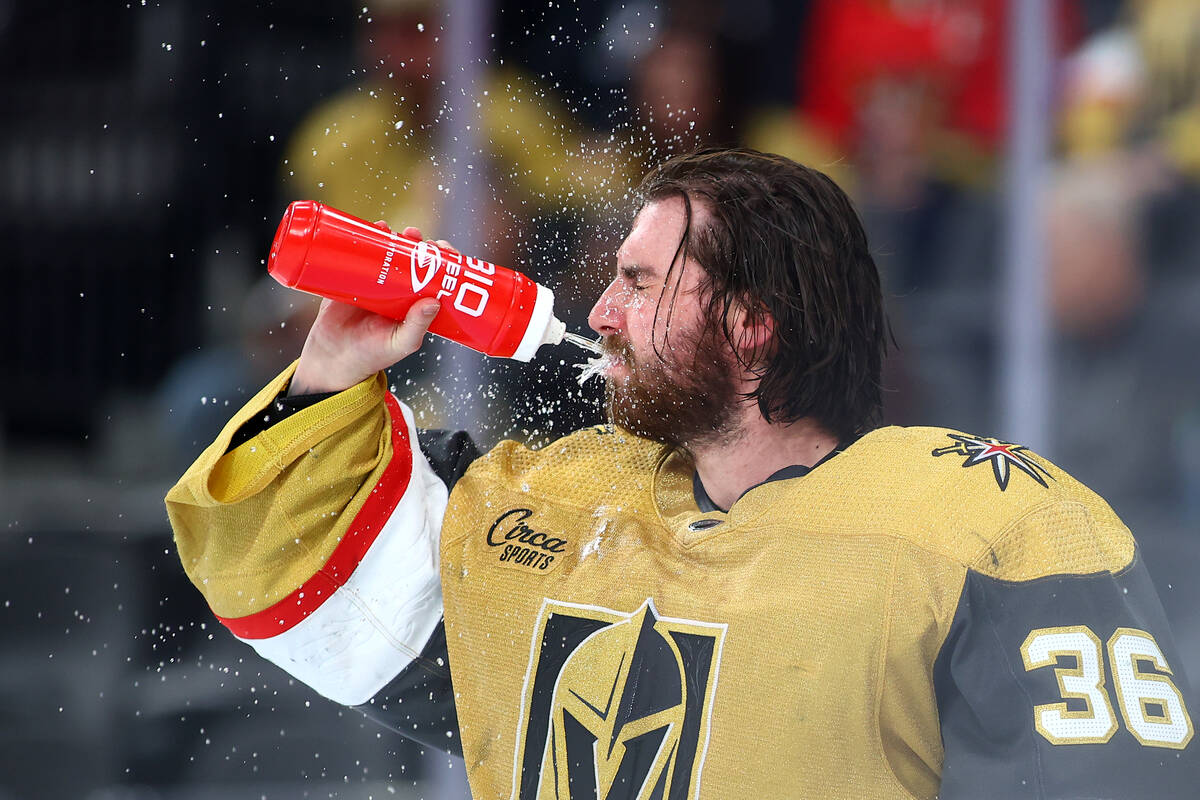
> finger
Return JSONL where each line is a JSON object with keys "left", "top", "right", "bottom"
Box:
{"left": 388, "top": 299, "right": 441, "bottom": 358}
{"left": 402, "top": 226, "right": 423, "bottom": 240}
{"left": 435, "top": 239, "right": 460, "bottom": 256}
{"left": 373, "top": 219, "right": 392, "bottom": 231}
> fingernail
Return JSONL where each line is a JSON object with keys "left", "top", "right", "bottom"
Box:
{"left": 422, "top": 304, "right": 439, "bottom": 317}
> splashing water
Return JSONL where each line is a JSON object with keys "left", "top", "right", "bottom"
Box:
{"left": 574, "top": 354, "right": 615, "bottom": 386}
{"left": 557, "top": 331, "right": 608, "bottom": 385}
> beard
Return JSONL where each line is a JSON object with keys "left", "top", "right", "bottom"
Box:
{"left": 603, "top": 326, "right": 742, "bottom": 451}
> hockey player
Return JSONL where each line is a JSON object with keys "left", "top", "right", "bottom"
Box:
{"left": 166, "top": 148, "right": 1198, "bottom": 798}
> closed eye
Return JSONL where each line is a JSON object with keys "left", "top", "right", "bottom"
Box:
{"left": 619, "top": 264, "right": 656, "bottom": 292}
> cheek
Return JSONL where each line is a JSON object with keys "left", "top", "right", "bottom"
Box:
{"left": 624, "top": 304, "right": 659, "bottom": 346}
{"left": 625, "top": 287, "right": 650, "bottom": 311}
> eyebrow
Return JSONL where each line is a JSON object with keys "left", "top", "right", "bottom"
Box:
{"left": 618, "top": 263, "right": 659, "bottom": 282}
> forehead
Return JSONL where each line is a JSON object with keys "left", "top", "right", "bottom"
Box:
{"left": 617, "top": 195, "right": 709, "bottom": 275}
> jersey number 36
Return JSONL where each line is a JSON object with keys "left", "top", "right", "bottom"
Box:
{"left": 1020, "top": 626, "right": 1193, "bottom": 748}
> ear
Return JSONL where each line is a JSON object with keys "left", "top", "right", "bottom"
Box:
{"left": 730, "top": 303, "right": 775, "bottom": 366}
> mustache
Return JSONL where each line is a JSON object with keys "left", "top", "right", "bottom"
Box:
{"left": 601, "top": 335, "right": 635, "bottom": 364}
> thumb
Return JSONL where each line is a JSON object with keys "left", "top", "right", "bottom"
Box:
{"left": 388, "top": 299, "right": 440, "bottom": 358}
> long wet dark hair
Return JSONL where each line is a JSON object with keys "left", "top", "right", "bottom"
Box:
{"left": 636, "top": 147, "right": 889, "bottom": 441}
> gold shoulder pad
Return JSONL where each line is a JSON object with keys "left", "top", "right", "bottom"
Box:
{"left": 840, "top": 426, "right": 1135, "bottom": 580}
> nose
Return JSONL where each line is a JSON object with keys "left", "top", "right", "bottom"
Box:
{"left": 587, "top": 279, "right": 624, "bottom": 337}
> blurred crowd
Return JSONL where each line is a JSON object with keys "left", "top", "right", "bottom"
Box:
{"left": 2, "top": 0, "right": 1199, "bottom": 798}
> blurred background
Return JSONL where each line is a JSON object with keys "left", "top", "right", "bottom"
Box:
{"left": 1, "top": 0, "right": 1198, "bottom": 797}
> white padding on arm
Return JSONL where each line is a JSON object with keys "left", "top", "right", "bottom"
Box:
{"left": 241, "top": 400, "right": 448, "bottom": 705}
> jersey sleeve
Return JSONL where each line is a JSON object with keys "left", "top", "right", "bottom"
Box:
{"left": 933, "top": 546, "right": 1199, "bottom": 798}
{"left": 164, "top": 363, "right": 476, "bottom": 716}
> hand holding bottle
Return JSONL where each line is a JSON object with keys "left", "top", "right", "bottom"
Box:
{"left": 289, "top": 223, "right": 443, "bottom": 395}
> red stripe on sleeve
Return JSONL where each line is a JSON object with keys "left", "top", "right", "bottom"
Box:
{"left": 216, "top": 392, "right": 415, "bottom": 640}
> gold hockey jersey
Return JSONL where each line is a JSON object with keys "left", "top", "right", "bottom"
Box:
{"left": 167, "top": 365, "right": 1198, "bottom": 800}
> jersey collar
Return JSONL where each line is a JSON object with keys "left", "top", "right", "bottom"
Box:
{"left": 691, "top": 448, "right": 843, "bottom": 513}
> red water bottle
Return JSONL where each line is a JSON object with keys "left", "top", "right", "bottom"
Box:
{"left": 267, "top": 201, "right": 567, "bottom": 361}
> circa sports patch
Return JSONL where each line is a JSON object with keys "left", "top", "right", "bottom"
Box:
{"left": 485, "top": 507, "right": 570, "bottom": 573}
{"left": 932, "top": 433, "right": 1053, "bottom": 491}
{"left": 509, "top": 598, "right": 726, "bottom": 800}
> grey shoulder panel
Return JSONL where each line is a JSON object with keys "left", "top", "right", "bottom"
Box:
{"left": 417, "top": 428, "right": 482, "bottom": 490}
{"left": 934, "top": 548, "right": 1199, "bottom": 799}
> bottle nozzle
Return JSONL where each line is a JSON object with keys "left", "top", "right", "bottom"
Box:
{"left": 542, "top": 315, "right": 566, "bottom": 347}
{"left": 511, "top": 287, "right": 600, "bottom": 360}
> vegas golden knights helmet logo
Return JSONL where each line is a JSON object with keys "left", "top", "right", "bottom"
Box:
{"left": 511, "top": 599, "right": 725, "bottom": 800}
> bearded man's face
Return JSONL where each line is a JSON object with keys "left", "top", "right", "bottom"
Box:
{"left": 587, "top": 197, "right": 742, "bottom": 450}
